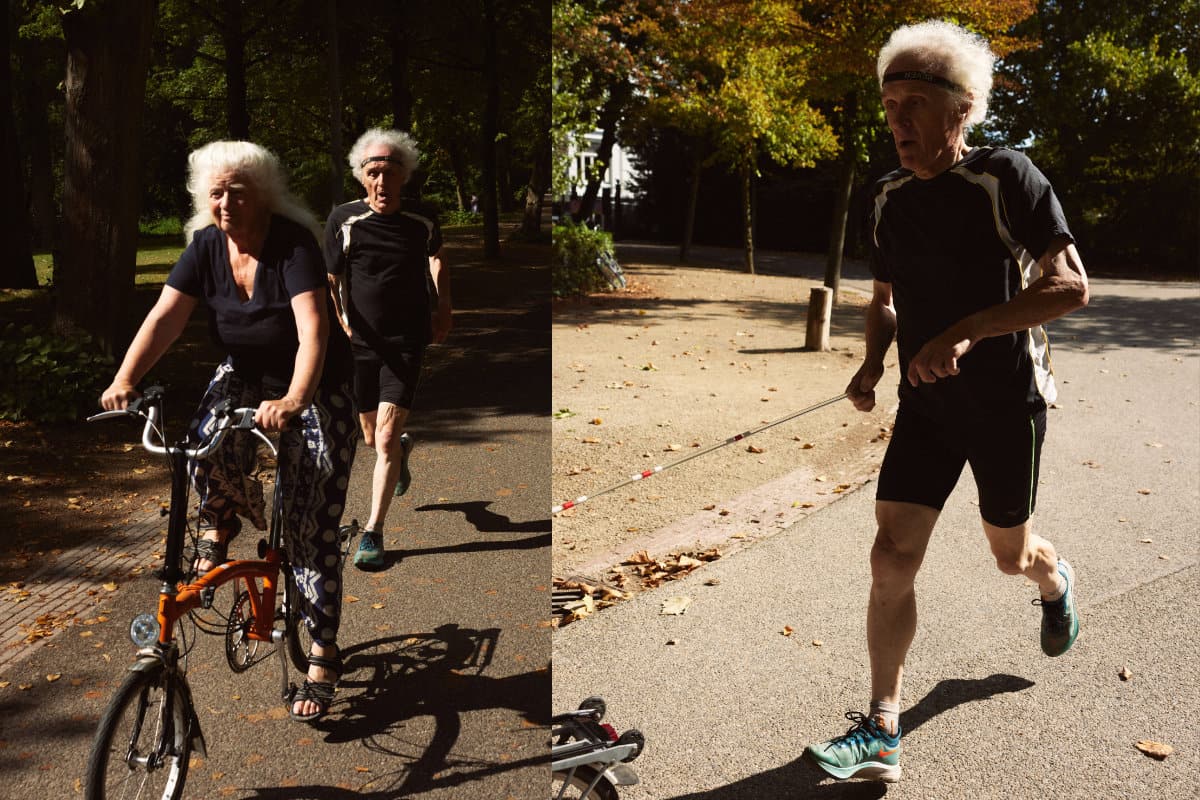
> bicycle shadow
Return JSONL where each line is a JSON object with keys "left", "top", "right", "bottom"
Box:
{"left": 244, "top": 623, "right": 548, "bottom": 799}
{"left": 658, "top": 674, "right": 1035, "bottom": 800}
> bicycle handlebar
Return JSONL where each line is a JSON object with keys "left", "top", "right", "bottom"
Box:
{"left": 87, "top": 387, "right": 277, "bottom": 458}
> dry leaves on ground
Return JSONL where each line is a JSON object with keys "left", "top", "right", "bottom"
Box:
{"left": 622, "top": 547, "right": 721, "bottom": 589}
{"left": 1135, "top": 740, "right": 1173, "bottom": 760}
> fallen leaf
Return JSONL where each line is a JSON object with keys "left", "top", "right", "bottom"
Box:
{"left": 664, "top": 443, "right": 681, "bottom": 452}
{"left": 590, "top": 418, "right": 603, "bottom": 425}
{"left": 355, "top": 766, "right": 371, "bottom": 773}
{"left": 371, "top": 603, "right": 385, "bottom": 610}
{"left": 1118, "top": 666, "right": 1133, "bottom": 681}
{"left": 702, "top": 503, "right": 716, "bottom": 511}
{"left": 344, "top": 595, "right": 360, "bottom": 603}
{"left": 1137, "top": 488, "right": 1152, "bottom": 495}
{"left": 1139, "top": 538, "right": 1153, "bottom": 544}
{"left": 747, "top": 445, "right": 764, "bottom": 454}
{"left": 102, "top": 582, "right": 118, "bottom": 592}
{"left": 46, "top": 674, "right": 62, "bottom": 683}
{"left": 812, "top": 640, "right": 824, "bottom": 647}
{"left": 1135, "top": 740, "right": 1173, "bottom": 760}
{"left": 781, "top": 626, "right": 794, "bottom": 637}
{"left": 660, "top": 597, "right": 692, "bottom": 616}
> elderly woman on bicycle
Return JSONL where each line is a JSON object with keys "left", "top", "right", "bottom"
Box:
{"left": 100, "top": 140, "right": 356, "bottom": 723}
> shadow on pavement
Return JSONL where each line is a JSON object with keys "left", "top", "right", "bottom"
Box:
{"left": 661, "top": 674, "right": 1034, "bottom": 800}
{"left": 245, "top": 623, "right": 548, "bottom": 798}
{"left": 414, "top": 499, "right": 550, "bottom": 534}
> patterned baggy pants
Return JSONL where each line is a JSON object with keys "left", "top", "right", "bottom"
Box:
{"left": 188, "top": 363, "right": 359, "bottom": 648}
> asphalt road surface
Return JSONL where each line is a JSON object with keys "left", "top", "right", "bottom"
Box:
{"left": 552, "top": 276, "right": 1199, "bottom": 800}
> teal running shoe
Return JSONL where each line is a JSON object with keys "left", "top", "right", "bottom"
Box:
{"left": 804, "top": 712, "right": 901, "bottom": 782}
{"left": 393, "top": 433, "right": 414, "bottom": 497}
{"left": 1035, "top": 558, "right": 1079, "bottom": 656}
{"left": 353, "top": 528, "right": 385, "bottom": 571}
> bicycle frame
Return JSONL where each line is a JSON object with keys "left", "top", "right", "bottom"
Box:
{"left": 90, "top": 391, "right": 291, "bottom": 657}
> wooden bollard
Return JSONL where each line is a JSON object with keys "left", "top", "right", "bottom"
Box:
{"left": 805, "top": 286, "right": 833, "bottom": 351}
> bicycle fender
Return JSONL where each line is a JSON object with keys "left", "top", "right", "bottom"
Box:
{"left": 605, "top": 764, "right": 640, "bottom": 787}
{"left": 175, "top": 675, "right": 209, "bottom": 758}
{"left": 124, "top": 657, "right": 209, "bottom": 758}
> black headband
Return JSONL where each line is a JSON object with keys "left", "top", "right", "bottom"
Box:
{"left": 882, "top": 70, "right": 964, "bottom": 93}
{"left": 360, "top": 155, "right": 405, "bottom": 168}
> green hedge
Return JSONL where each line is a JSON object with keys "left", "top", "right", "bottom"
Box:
{"left": 0, "top": 324, "right": 113, "bottom": 422}
{"left": 552, "top": 221, "right": 617, "bottom": 298}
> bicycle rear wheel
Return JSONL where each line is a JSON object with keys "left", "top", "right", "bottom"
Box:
{"left": 85, "top": 667, "right": 192, "bottom": 800}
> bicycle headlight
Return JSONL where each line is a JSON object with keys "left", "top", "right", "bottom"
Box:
{"left": 129, "top": 613, "right": 161, "bottom": 648}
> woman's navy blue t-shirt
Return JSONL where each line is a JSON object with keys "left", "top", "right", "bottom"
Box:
{"left": 167, "top": 215, "right": 352, "bottom": 391}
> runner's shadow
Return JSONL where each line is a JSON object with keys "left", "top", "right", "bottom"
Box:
{"left": 244, "top": 623, "right": 548, "bottom": 799}
{"left": 660, "top": 674, "right": 1034, "bottom": 799}
{"left": 413, "top": 499, "right": 550, "bottom": 534}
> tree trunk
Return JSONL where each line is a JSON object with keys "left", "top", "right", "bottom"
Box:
{"left": 448, "top": 139, "right": 470, "bottom": 211}
{"left": 0, "top": 0, "right": 36, "bottom": 289}
{"left": 520, "top": 132, "right": 550, "bottom": 237}
{"left": 57, "top": 0, "right": 156, "bottom": 355}
{"left": 221, "top": 0, "right": 250, "bottom": 139}
{"left": 326, "top": 0, "right": 344, "bottom": 208}
{"left": 741, "top": 166, "right": 755, "bottom": 275}
{"left": 388, "top": 8, "right": 413, "bottom": 130}
{"left": 573, "top": 83, "right": 629, "bottom": 225}
{"left": 22, "top": 76, "right": 55, "bottom": 250}
{"left": 480, "top": 0, "right": 500, "bottom": 258}
{"left": 679, "top": 152, "right": 700, "bottom": 262}
{"left": 823, "top": 90, "right": 858, "bottom": 305}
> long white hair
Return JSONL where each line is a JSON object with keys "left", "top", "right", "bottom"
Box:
{"left": 347, "top": 128, "right": 420, "bottom": 184}
{"left": 183, "top": 140, "right": 321, "bottom": 242}
{"left": 877, "top": 20, "right": 996, "bottom": 127}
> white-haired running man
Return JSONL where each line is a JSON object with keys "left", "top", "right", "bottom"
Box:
{"left": 325, "top": 128, "right": 452, "bottom": 570}
{"left": 803, "top": 20, "right": 1088, "bottom": 782}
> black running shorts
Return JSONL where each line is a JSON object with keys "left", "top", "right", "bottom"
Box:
{"left": 876, "top": 401, "right": 1047, "bottom": 528}
{"left": 353, "top": 346, "right": 425, "bottom": 412}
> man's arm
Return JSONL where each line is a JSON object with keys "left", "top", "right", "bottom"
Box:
{"left": 429, "top": 247, "right": 452, "bottom": 343}
{"left": 845, "top": 279, "right": 898, "bottom": 412}
{"left": 906, "top": 236, "right": 1088, "bottom": 387}
{"left": 327, "top": 273, "right": 353, "bottom": 338}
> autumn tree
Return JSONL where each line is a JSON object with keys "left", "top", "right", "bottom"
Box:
{"left": 648, "top": 0, "right": 838, "bottom": 273}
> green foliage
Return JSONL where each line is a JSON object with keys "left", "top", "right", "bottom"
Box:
{"left": 442, "top": 209, "right": 483, "bottom": 227}
{"left": 0, "top": 324, "right": 113, "bottom": 422}
{"left": 139, "top": 216, "right": 183, "bottom": 237}
{"left": 992, "top": 0, "right": 1200, "bottom": 270}
{"left": 552, "top": 220, "right": 615, "bottom": 297}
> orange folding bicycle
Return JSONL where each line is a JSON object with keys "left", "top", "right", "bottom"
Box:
{"left": 83, "top": 387, "right": 357, "bottom": 800}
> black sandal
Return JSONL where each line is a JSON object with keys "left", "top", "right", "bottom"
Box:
{"left": 193, "top": 537, "right": 229, "bottom": 573}
{"left": 288, "top": 651, "right": 342, "bottom": 723}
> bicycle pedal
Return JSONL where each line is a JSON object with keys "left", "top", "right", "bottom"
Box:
{"left": 201, "top": 586, "right": 216, "bottom": 609}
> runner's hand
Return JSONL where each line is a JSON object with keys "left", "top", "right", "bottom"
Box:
{"left": 431, "top": 309, "right": 453, "bottom": 344}
{"left": 907, "top": 327, "right": 975, "bottom": 387}
{"left": 846, "top": 361, "right": 884, "bottom": 412}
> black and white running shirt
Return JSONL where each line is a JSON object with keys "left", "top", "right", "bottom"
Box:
{"left": 868, "top": 146, "right": 1074, "bottom": 415}
{"left": 324, "top": 198, "right": 443, "bottom": 351}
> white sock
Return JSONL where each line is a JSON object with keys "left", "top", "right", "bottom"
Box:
{"left": 870, "top": 700, "right": 900, "bottom": 736}
{"left": 1041, "top": 573, "right": 1067, "bottom": 601}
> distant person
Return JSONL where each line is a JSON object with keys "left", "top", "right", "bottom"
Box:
{"left": 325, "top": 128, "right": 452, "bottom": 570}
{"left": 803, "top": 20, "right": 1089, "bottom": 783}
{"left": 99, "top": 140, "right": 357, "bottom": 722}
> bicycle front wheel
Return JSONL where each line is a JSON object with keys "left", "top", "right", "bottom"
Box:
{"left": 85, "top": 667, "right": 192, "bottom": 800}
{"left": 283, "top": 566, "right": 314, "bottom": 674}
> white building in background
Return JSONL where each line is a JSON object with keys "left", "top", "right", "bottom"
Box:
{"left": 563, "top": 131, "right": 642, "bottom": 232}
